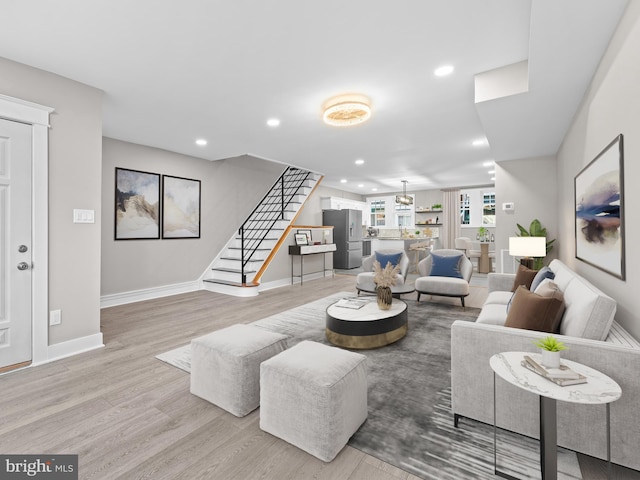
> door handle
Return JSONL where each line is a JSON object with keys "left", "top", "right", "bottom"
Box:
{"left": 17, "top": 262, "right": 30, "bottom": 271}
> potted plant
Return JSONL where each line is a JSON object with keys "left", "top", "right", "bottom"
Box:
{"left": 477, "top": 226, "right": 488, "bottom": 242}
{"left": 432, "top": 203, "right": 442, "bottom": 211}
{"left": 415, "top": 229, "right": 421, "bottom": 237}
{"left": 533, "top": 335, "right": 567, "bottom": 368}
{"left": 373, "top": 260, "right": 400, "bottom": 310}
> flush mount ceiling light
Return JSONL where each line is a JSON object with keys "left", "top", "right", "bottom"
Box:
{"left": 322, "top": 94, "right": 371, "bottom": 127}
{"left": 195, "top": 139, "right": 207, "bottom": 146}
{"left": 396, "top": 180, "right": 413, "bottom": 205}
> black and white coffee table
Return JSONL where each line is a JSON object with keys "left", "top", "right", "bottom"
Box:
{"left": 326, "top": 298, "right": 407, "bottom": 349}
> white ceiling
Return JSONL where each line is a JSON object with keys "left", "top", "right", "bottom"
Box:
{"left": 0, "top": 0, "right": 628, "bottom": 194}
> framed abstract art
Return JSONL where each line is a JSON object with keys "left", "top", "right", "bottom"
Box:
{"left": 574, "top": 134, "right": 625, "bottom": 280}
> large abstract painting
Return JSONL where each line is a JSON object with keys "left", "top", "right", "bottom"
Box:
{"left": 162, "top": 175, "right": 201, "bottom": 239}
{"left": 575, "top": 134, "right": 625, "bottom": 280}
{"left": 115, "top": 168, "right": 160, "bottom": 240}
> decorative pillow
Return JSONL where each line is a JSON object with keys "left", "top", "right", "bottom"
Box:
{"left": 374, "top": 251, "right": 403, "bottom": 270}
{"left": 530, "top": 266, "right": 555, "bottom": 292}
{"left": 510, "top": 264, "right": 538, "bottom": 292}
{"left": 429, "top": 253, "right": 463, "bottom": 279}
{"left": 505, "top": 285, "right": 565, "bottom": 333}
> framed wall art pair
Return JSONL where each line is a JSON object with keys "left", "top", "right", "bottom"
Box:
{"left": 114, "top": 167, "right": 201, "bottom": 240}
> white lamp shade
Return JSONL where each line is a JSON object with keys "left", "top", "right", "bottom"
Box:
{"left": 509, "top": 237, "right": 546, "bottom": 257}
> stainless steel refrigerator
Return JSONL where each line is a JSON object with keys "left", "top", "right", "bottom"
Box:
{"left": 322, "top": 209, "right": 362, "bottom": 269}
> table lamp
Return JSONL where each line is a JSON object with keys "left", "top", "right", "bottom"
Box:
{"left": 509, "top": 237, "right": 546, "bottom": 270}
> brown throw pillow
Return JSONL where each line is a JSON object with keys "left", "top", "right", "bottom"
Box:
{"left": 505, "top": 285, "right": 565, "bottom": 333}
{"left": 511, "top": 264, "right": 538, "bottom": 292}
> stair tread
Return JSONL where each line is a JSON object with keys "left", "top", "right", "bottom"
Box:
{"left": 228, "top": 247, "right": 271, "bottom": 251}
{"left": 203, "top": 279, "right": 258, "bottom": 287}
{"left": 211, "top": 267, "right": 256, "bottom": 273}
{"left": 220, "top": 257, "right": 262, "bottom": 262}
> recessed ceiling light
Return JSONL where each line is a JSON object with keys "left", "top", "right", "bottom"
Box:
{"left": 371, "top": 188, "right": 378, "bottom": 192}
{"left": 490, "top": 176, "right": 496, "bottom": 181}
{"left": 473, "top": 138, "right": 488, "bottom": 146}
{"left": 195, "top": 139, "right": 207, "bottom": 146}
{"left": 483, "top": 160, "right": 495, "bottom": 167}
{"left": 340, "top": 179, "right": 347, "bottom": 183}
{"left": 358, "top": 184, "right": 364, "bottom": 188}
{"left": 434, "top": 65, "right": 454, "bottom": 77}
{"left": 355, "top": 159, "right": 365, "bottom": 165}
{"left": 488, "top": 169, "right": 495, "bottom": 174}
{"left": 267, "top": 118, "right": 280, "bottom": 127}
{"left": 322, "top": 94, "right": 371, "bottom": 127}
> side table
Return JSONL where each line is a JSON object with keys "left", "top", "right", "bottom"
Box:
{"left": 490, "top": 351, "right": 621, "bottom": 480}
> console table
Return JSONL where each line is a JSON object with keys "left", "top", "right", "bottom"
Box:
{"left": 289, "top": 244, "right": 336, "bottom": 285}
{"left": 490, "top": 352, "right": 621, "bottom": 480}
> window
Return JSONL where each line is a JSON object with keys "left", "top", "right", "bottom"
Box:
{"left": 460, "top": 193, "right": 470, "bottom": 225}
{"left": 370, "top": 199, "right": 386, "bottom": 226}
{"left": 483, "top": 192, "right": 496, "bottom": 225}
{"left": 396, "top": 213, "right": 412, "bottom": 227}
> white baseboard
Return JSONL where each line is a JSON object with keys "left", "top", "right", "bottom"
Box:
{"left": 100, "top": 281, "right": 200, "bottom": 308}
{"left": 33, "top": 332, "right": 105, "bottom": 366}
{"left": 258, "top": 271, "right": 333, "bottom": 292}
{"left": 101, "top": 271, "right": 333, "bottom": 306}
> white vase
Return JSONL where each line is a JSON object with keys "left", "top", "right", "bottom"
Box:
{"left": 541, "top": 349, "right": 561, "bottom": 369}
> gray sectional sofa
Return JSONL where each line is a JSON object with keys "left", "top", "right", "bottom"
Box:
{"left": 451, "top": 259, "right": 640, "bottom": 470}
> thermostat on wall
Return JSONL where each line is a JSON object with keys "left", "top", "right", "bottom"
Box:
{"left": 502, "top": 202, "right": 515, "bottom": 211}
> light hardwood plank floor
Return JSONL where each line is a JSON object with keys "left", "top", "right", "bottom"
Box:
{"left": 0, "top": 274, "right": 637, "bottom": 479}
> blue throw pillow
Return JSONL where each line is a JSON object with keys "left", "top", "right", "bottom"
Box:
{"left": 429, "top": 253, "right": 463, "bottom": 278}
{"left": 374, "top": 251, "right": 403, "bottom": 270}
{"left": 530, "top": 266, "right": 555, "bottom": 292}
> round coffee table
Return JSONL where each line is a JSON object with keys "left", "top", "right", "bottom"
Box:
{"left": 326, "top": 298, "right": 408, "bottom": 349}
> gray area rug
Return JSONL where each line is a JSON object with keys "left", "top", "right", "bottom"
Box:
{"left": 156, "top": 292, "right": 580, "bottom": 480}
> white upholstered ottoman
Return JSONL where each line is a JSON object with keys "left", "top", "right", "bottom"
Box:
{"left": 190, "top": 324, "right": 288, "bottom": 417}
{"left": 259, "top": 340, "right": 368, "bottom": 462}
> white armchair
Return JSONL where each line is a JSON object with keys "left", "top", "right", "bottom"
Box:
{"left": 356, "top": 249, "right": 409, "bottom": 294}
{"left": 415, "top": 249, "right": 473, "bottom": 308}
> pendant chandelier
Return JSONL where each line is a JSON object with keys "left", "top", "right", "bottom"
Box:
{"left": 396, "top": 180, "right": 413, "bottom": 205}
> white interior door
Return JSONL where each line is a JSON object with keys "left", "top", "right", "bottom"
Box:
{"left": 0, "top": 118, "right": 32, "bottom": 369}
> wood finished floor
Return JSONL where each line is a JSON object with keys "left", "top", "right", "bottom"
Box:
{"left": 0, "top": 274, "right": 638, "bottom": 479}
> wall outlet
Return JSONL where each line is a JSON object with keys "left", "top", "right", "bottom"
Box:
{"left": 50, "top": 309, "right": 61, "bottom": 326}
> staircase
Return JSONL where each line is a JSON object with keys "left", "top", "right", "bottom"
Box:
{"left": 202, "top": 167, "right": 321, "bottom": 296}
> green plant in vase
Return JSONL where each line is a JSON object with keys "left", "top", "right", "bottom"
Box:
{"left": 534, "top": 335, "right": 567, "bottom": 368}
{"left": 477, "top": 226, "right": 488, "bottom": 241}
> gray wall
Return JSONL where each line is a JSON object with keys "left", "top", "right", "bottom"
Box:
{"left": 0, "top": 56, "right": 103, "bottom": 345}
{"left": 495, "top": 156, "right": 558, "bottom": 273}
{"left": 101, "top": 139, "right": 284, "bottom": 294}
{"left": 555, "top": 1, "right": 640, "bottom": 338}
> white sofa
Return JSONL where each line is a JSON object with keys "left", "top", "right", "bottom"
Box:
{"left": 451, "top": 259, "right": 640, "bottom": 471}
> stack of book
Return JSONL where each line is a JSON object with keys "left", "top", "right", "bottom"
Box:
{"left": 521, "top": 355, "right": 587, "bottom": 386}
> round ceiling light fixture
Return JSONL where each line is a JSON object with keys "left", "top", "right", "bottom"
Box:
{"left": 322, "top": 94, "right": 371, "bottom": 127}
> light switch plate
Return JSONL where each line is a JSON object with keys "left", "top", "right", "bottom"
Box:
{"left": 50, "top": 309, "right": 61, "bottom": 326}
{"left": 73, "top": 209, "right": 95, "bottom": 224}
